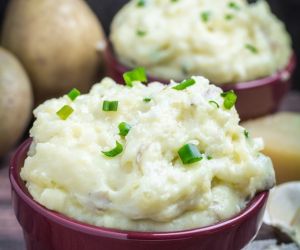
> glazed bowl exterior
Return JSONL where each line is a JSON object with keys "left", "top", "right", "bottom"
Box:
{"left": 10, "top": 139, "right": 269, "bottom": 250}
{"left": 105, "top": 48, "right": 296, "bottom": 120}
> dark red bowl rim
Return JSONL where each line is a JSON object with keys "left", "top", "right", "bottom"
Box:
{"left": 10, "top": 139, "right": 269, "bottom": 240}
{"left": 106, "top": 45, "right": 296, "bottom": 89}
{"left": 222, "top": 54, "right": 296, "bottom": 91}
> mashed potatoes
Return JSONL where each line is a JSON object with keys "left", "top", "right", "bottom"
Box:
{"left": 21, "top": 76, "right": 275, "bottom": 231}
{"left": 110, "top": 0, "right": 292, "bottom": 84}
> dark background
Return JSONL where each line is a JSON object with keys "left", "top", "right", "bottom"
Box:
{"left": 0, "top": 0, "right": 299, "bottom": 90}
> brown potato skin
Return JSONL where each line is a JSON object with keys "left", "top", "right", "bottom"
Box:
{"left": 1, "top": 0, "right": 106, "bottom": 104}
{"left": 0, "top": 47, "right": 33, "bottom": 157}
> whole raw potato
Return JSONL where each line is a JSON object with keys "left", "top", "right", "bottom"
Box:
{"left": 0, "top": 47, "right": 33, "bottom": 158}
{"left": 1, "top": 0, "right": 106, "bottom": 104}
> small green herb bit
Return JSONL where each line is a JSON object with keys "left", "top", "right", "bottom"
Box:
{"left": 137, "top": 0, "right": 145, "bottom": 7}
{"left": 228, "top": 2, "right": 240, "bottom": 10}
{"left": 123, "top": 67, "right": 147, "bottom": 87}
{"left": 172, "top": 78, "right": 196, "bottom": 90}
{"left": 178, "top": 143, "right": 203, "bottom": 165}
{"left": 137, "top": 30, "right": 147, "bottom": 37}
{"left": 143, "top": 97, "right": 151, "bottom": 102}
{"left": 118, "top": 122, "right": 132, "bottom": 137}
{"left": 201, "top": 11, "right": 211, "bottom": 22}
{"left": 207, "top": 155, "right": 213, "bottom": 160}
{"left": 245, "top": 44, "right": 259, "bottom": 54}
{"left": 102, "top": 100, "right": 118, "bottom": 111}
{"left": 102, "top": 141, "right": 123, "bottom": 157}
{"left": 244, "top": 130, "right": 249, "bottom": 138}
{"left": 171, "top": 0, "right": 179, "bottom": 2}
{"left": 225, "top": 14, "right": 234, "bottom": 20}
{"left": 67, "top": 88, "right": 81, "bottom": 101}
{"left": 56, "top": 105, "right": 74, "bottom": 120}
{"left": 221, "top": 90, "right": 237, "bottom": 110}
{"left": 209, "top": 100, "right": 220, "bottom": 108}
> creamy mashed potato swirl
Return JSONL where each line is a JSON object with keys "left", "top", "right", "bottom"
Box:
{"left": 111, "top": 0, "right": 292, "bottom": 84}
{"left": 21, "top": 76, "right": 275, "bottom": 231}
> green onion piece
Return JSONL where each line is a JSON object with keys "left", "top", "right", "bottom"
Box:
{"left": 102, "top": 141, "right": 123, "bottom": 157}
{"left": 102, "top": 100, "right": 118, "bottom": 111}
{"left": 137, "top": 0, "right": 145, "bottom": 7}
{"left": 143, "top": 97, "right": 152, "bottom": 102}
{"left": 137, "top": 30, "right": 147, "bottom": 37}
{"left": 178, "top": 143, "right": 203, "bottom": 165}
{"left": 221, "top": 90, "right": 237, "bottom": 110}
{"left": 201, "top": 11, "right": 211, "bottom": 22}
{"left": 245, "top": 44, "right": 259, "bottom": 54}
{"left": 244, "top": 130, "right": 249, "bottom": 138}
{"left": 67, "top": 88, "right": 81, "bottom": 101}
{"left": 209, "top": 100, "right": 219, "bottom": 108}
{"left": 172, "top": 78, "right": 196, "bottom": 90}
{"left": 118, "top": 122, "right": 132, "bottom": 137}
{"left": 228, "top": 2, "right": 240, "bottom": 10}
{"left": 56, "top": 105, "right": 74, "bottom": 120}
{"left": 207, "top": 155, "right": 213, "bottom": 160}
{"left": 171, "top": 0, "right": 179, "bottom": 2}
{"left": 225, "top": 14, "right": 234, "bottom": 20}
{"left": 123, "top": 67, "right": 147, "bottom": 87}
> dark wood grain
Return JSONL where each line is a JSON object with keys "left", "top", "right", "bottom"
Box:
{"left": 0, "top": 91, "right": 299, "bottom": 250}
{"left": 0, "top": 156, "right": 25, "bottom": 250}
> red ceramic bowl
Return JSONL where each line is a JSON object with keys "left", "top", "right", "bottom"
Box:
{"left": 104, "top": 48, "right": 296, "bottom": 120}
{"left": 10, "top": 139, "right": 269, "bottom": 250}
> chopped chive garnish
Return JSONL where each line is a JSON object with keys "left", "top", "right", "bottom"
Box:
{"left": 118, "top": 122, "right": 131, "bottom": 137}
{"left": 221, "top": 90, "right": 237, "bottom": 110}
{"left": 245, "top": 44, "right": 259, "bottom": 54}
{"left": 244, "top": 130, "right": 249, "bottom": 138}
{"left": 207, "top": 155, "right": 213, "bottom": 160}
{"left": 228, "top": 2, "right": 240, "bottom": 10}
{"left": 137, "top": 30, "right": 147, "bottom": 37}
{"left": 172, "top": 78, "right": 196, "bottom": 90}
{"left": 225, "top": 14, "right": 234, "bottom": 20}
{"left": 201, "top": 11, "right": 211, "bottom": 22}
{"left": 178, "top": 143, "right": 203, "bottom": 165}
{"left": 171, "top": 0, "right": 179, "bottom": 2}
{"left": 123, "top": 67, "right": 147, "bottom": 87}
{"left": 67, "top": 88, "right": 81, "bottom": 101}
{"left": 143, "top": 97, "right": 152, "bottom": 102}
{"left": 136, "top": 0, "right": 145, "bottom": 7}
{"left": 209, "top": 100, "right": 219, "bottom": 108}
{"left": 102, "top": 100, "right": 118, "bottom": 111}
{"left": 102, "top": 141, "right": 123, "bottom": 157}
{"left": 56, "top": 105, "right": 74, "bottom": 120}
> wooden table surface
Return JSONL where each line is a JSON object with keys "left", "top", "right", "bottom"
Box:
{"left": 0, "top": 91, "right": 299, "bottom": 250}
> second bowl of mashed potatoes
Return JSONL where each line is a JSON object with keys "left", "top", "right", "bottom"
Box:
{"left": 107, "top": 0, "right": 295, "bottom": 119}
